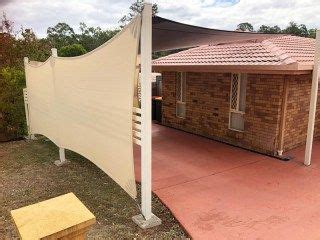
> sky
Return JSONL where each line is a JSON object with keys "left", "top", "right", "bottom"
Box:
{"left": 1, "top": 0, "right": 320, "bottom": 37}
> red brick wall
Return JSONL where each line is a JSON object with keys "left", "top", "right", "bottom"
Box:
{"left": 283, "top": 74, "right": 320, "bottom": 151}
{"left": 161, "top": 72, "right": 285, "bottom": 155}
{"left": 315, "top": 91, "right": 320, "bottom": 137}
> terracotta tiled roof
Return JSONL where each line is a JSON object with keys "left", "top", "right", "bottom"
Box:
{"left": 152, "top": 36, "right": 315, "bottom": 71}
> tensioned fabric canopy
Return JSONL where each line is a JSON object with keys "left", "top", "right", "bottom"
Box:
{"left": 25, "top": 16, "right": 141, "bottom": 199}
{"left": 152, "top": 16, "right": 283, "bottom": 52}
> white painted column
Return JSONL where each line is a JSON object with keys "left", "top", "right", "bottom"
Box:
{"left": 23, "top": 57, "right": 36, "bottom": 140}
{"left": 51, "top": 48, "right": 58, "bottom": 58}
{"left": 23, "top": 57, "right": 31, "bottom": 139}
{"left": 304, "top": 30, "right": 320, "bottom": 166}
{"left": 51, "top": 48, "right": 66, "bottom": 165}
{"left": 140, "top": 3, "right": 153, "bottom": 220}
{"left": 59, "top": 147, "right": 66, "bottom": 162}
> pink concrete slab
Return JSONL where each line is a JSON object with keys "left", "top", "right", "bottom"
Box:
{"left": 287, "top": 141, "right": 320, "bottom": 167}
{"left": 134, "top": 124, "right": 320, "bottom": 239}
{"left": 155, "top": 159, "right": 320, "bottom": 240}
{"left": 134, "top": 124, "right": 265, "bottom": 190}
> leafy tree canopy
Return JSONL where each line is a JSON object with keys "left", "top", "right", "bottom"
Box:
{"left": 45, "top": 22, "right": 120, "bottom": 52}
{"left": 237, "top": 22, "right": 254, "bottom": 32}
{"left": 77, "top": 23, "right": 119, "bottom": 51}
{"left": 19, "top": 28, "right": 52, "bottom": 63}
{"left": 0, "top": 67, "right": 26, "bottom": 141}
{"left": 238, "top": 21, "right": 316, "bottom": 38}
{"left": 58, "top": 43, "right": 87, "bottom": 57}
{"left": 0, "top": 13, "right": 14, "bottom": 34}
{"left": 47, "top": 22, "right": 77, "bottom": 49}
{"left": 0, "top": 14, "right": 51, "bottom": 68}
{"left": 119, "top": 0, "right": 158, "bottom": 27}
{"left": 258, "top": 25, "right": 282, "bottom": 34}
{"left": 283, "top": 22, "right": 309, "bottom": 37}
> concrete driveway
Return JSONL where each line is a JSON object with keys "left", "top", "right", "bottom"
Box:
{"left": 134, "top": 124, "right": 320, "bottom": 240}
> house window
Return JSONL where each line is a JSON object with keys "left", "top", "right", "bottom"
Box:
{"left": 229, "top": 73, "right": 247, "bottom": 131}
{"left": 176, "top": 72, "right": 186, "bottom": 118}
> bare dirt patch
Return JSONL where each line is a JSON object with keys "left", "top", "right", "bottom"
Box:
{"left": 0, "top": 139, "right": 188, "bottom": 239}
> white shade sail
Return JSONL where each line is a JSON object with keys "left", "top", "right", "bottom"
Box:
{"left": 25, "top": 16, "right": 141, "bottom": 199}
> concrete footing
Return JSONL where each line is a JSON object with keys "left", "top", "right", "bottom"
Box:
{"left": 29, "top": 134, "right": 37, "bottom": 140}
{"left": 132, "top": 214, "right": 162, "bottom": 229}
{"left": 54, "top": 160, "right": 69, "bottom": 167}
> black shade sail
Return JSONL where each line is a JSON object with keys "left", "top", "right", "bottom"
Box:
{"left": 152, "top": 16, "right": 284, "bottom": 52}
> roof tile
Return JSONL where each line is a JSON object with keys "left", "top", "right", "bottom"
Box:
{"left": 152, "top": 36, "right": 315, "bottom": 69}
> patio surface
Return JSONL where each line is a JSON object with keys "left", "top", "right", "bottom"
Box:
{"left": 134, "top": 124, "right": 320, "bottom": 240}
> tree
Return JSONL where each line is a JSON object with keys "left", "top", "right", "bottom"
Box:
{"left": 47, "top": 23, "right": 77, "bottom": 49}
{"left": 0, "top": 14, "right": 51, "bottom": 68}
{"left": 244, "top": 21, "right": 317, "bottom": 38}
{"left": 0, "top": 12, "right": 13, "bottom": 34}
{"left": 18, "top": 28, "right": 52, "bottom": 64}
{"left": 282, "top": 22, "right": 309, "bottom": 37}
{"left": 46, "top": 22, "right": 120, "bottom": 53}
{"left": 237, "top": 22, "right": 254, "bottom": 32}
{"left": 308, "top": 28, "right": 317, "bottom": 39}
{"left": 0, "top": 13, "right": 16, "bottom": 67}
{"left": 58, "top": 44, "right": 87, "bottom": 57}
{"left": 258, "top": 25, "right": 281, "bottom": 34}
{"left": 0, "top": 67, "right": 26, "bottom": 141}
{"left": 119, "top": 0, "right": 158, "bottom": 27}
{"left": 0, "top": 14, "right": 52, "bottom": 140}
{"left": 77, "top": 23, "right": 119, "bottom": 52}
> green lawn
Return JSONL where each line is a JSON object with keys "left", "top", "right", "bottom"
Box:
{"left": 0, "top": 138, "right": 188, "bottom": 239}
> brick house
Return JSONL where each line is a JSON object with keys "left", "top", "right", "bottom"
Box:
{"left": 152, "top": 36, "right": 318, "bottom": 157}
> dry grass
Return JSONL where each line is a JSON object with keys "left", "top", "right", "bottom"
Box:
{"left": 0, "top": 139, "right": 188, "bottom": 239}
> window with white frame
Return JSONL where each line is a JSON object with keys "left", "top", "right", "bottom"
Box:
{"left": 229, "top": 73, "right": 247, "bottom": 131}
{"left": 176, "top": 72, "right": 186, "bottom": 118}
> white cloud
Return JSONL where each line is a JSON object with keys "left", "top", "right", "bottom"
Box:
{"left": 1, "top": 0, "right": 130, "bottom": 36}
{"left": 1, "top": 0, "right": 320, "bottom": 37}
{"left": 155, "top": 0, "right": 320, "bottom": 30}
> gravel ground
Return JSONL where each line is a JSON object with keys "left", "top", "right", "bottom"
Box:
{"left": 0, "top": 138, "right": 188, "bottom": 239}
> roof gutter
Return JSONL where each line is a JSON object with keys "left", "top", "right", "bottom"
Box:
{"left": 152, "top": 64, "right": 313, "bottom": 75}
